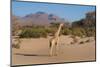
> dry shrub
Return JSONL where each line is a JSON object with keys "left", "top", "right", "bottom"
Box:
{"left": 79, "top": 41, "right": 84, "bottom": 44}
{"left": 12, "top": 38, "right": 21, "bottom": 49}
{"left": 19, "top": 28, "right": 47, "bottom": 38}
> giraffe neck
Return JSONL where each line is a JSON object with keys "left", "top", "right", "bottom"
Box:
{"left": 54, "top": 24, "right": 62, "bottom": 37}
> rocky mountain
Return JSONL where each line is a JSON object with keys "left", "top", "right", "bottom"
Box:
{"left": 12, "top": 11, "right": 66, "bottom": 26}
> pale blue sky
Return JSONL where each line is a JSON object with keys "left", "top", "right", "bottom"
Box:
{"left": 12, "top": 1, "right": 96, "bottom": 22}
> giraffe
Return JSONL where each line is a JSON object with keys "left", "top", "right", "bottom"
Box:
{"left": 49, "top": 23, "right": 64, "bottom": 56}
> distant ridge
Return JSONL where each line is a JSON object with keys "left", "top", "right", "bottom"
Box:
{"left": 12, "top": 11, "right": 66, "bottom": 26}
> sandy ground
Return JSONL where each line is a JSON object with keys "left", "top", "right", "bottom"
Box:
{"left": 12, "top": 35, "right": 96, "bottom": 66}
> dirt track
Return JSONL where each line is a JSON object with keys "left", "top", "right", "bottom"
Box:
{"left": 12, "top": 35, "right": 95, "bottom": 66}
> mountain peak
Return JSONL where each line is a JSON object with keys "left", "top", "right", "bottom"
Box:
{"left": 36, "top": 11, "right": 46, "bottom": 14}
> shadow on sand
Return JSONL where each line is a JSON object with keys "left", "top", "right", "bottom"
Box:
{"left": 15, "top": 53, "right": 50, "bottom": 57}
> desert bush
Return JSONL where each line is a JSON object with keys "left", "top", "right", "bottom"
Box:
{"left": 12, "top": 43, "right": 20, "bottom": 49}
{"left": 45, "top": 28, "right": 56, "bottom": 36}
{"left": 72, "top": 27, "right": 85, "bottom": 37}
{"left": 85, "top": 39, "right": 90, "bottom": 42}
{"left": 45, "top": 28, "right": 53, "bottom": 34}
{"left": 71, "top": 35, "right": 78, "bottom": 43}
{"left": 12, "top": 38, "right": 21, "bottom": 49}
{"left": 79, "top": 41, "right": 84, "bottom": 44}
{"left": 62, "top": 28, "right": 72, "bottom": 35}
{"left": 85, "top": 27, "right": 95, "bottom": 37}
{"left": 19, "top": 28, "right": 47, "bottom": 38}
{"left": 71, "top": 27, "right": 95, "bottom": 37}
{"left": 70, "top": 42, "right": 74, "bottom": 44}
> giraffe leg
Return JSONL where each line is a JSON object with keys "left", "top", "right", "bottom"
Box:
{"left": 50, "top": 45, "right": 53, "bottom": 56}
{"left": 55, "top": 44, "right": 57, "bottom": 56}
{"left": 50, "top": 41, "right": 55, "bottom": 56}
{"left": 55, "top": 38, "right": 59, "bottom": 56}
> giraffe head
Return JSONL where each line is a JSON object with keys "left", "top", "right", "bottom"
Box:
{"left": 60, "top": 23, "right": 64, "bottom": 27}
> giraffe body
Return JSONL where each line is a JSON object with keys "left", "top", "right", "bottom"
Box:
{"left": 49, "top": 37, "right": 59, "bottom": 56}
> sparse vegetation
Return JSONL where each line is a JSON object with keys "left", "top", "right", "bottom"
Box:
{"left": 12, "top": 43, "right": 20, "bottom": 49}
{"left": 19, "top": 28, "right": 47, "bottom": 38}
{"left": 71, "top": 28, "right": 84, "bottom": 37}
{"left": 85, "top": 39, "right": 91, "bottom": 43}
{"left": 12, "top": 38, "right": 21, "bottom": 49}
{"left": 79, "top": 41, "right": 84, "bottom": 44}
{"left": 62, "top": 28, "right": 72, "bottom": 35}
{"left": 70, "top": 35, "right": 78, "bottom": 44}
{"left": 84, "top": 27, "right": 95, "bottom": 37}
